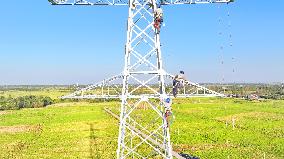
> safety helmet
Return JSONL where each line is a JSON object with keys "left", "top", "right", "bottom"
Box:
{"left": 165, "top": 97, "right": 171, "bottom": 103}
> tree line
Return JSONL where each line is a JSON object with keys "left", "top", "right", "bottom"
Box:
{"left": 206, "top": 84, "right": 284, "bottom": 100}
{"left": 0, "top": 95, "right": 53, "bottom": 111}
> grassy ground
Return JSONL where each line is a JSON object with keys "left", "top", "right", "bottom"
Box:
{"left": 0, "top": 98, "right": 283, "bottom": 159}
{"left": 0, "top": 88, "right": 69, "bottom": 100}
{"left": 171, "top": 98, "right": 284, "bottom": 158}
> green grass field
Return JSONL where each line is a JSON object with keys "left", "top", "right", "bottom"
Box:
{"left": 0, "top": 98, "right": 283, "bottom": 159}
{"left": 0, "top": 89, "right": 69, "bottom": 100}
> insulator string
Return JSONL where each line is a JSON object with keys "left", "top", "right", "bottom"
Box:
{"left": 218, "top": 4, "right": 225, "bottom": 94}
{"left": 227, "top": 3, "right": 237, "bottom": 95}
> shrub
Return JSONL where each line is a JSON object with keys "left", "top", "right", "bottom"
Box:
{"left": 0, "top": 95, "right": 54, "bottom": 111}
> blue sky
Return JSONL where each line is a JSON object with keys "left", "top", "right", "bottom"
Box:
{"left": 0, "top": 0, "right": 283, "bottom": 85}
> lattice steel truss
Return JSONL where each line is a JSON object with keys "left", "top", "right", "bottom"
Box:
{"left": 50, "top": 0, "right": 233, "bottom": 158}
{"left": 62, "top": 73, "right": 224, "bottom": 99}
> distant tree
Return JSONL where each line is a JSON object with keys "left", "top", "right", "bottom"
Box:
{"left": 0, "top": 95, "right": 54, "bottom": 111}
{"left": 43, "top": 97, "right": 53, "bottom": 107}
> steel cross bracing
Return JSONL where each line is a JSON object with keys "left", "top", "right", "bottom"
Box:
{"left": 51, "top": 0, "right": 232, "bottom": 158}
{"left": 49, "top": 0, "right": 232, "bottom": 5}
{"left": 62, "top": 73, "right": 225, "bottom": 99}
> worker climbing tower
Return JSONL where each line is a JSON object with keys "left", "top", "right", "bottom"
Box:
{"left": 49, "top": 0, "right": 233, "bottom": 158}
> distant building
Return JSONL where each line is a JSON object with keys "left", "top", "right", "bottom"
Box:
{"left": 247, "top": 94, "right": 259, "bottom": 100}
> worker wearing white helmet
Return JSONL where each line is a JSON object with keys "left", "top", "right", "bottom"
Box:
{"left": 173, "top": 71, "right": 186, "bottom": 97}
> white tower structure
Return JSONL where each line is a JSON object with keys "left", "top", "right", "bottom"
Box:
{"left": 49, "top": 0, "right": 233, "bottom": 158}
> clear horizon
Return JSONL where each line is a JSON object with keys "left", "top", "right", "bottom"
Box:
{"left": 0, "top": 0, "right": 283, "bottom": 85}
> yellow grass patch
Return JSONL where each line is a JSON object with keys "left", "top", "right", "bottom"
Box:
{"left": 136, "top": 101, "right": 150, "bottom": 110}
{"left": 174, "top": 143, "right": 237, "bottom": 152}
{"left": 216, "top": 112, "right": 283, "bottom": 122}
{"left": 0, "top": 125, "right": 42, "bottom": 134}
{"left": 0, "top": 111, "right": 8, "bottom": 115}
{"left": 178, "top": 109, "right": 202, "bottom": 114}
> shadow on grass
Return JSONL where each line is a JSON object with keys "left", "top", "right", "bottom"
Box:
{"left": 89, "top": 123, "right": 99, "bottom": 159}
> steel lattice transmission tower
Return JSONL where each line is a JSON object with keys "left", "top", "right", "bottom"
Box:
{"left": 49, "top": 0, "right": 233, "bottom": 158}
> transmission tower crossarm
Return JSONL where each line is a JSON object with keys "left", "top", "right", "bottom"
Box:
{"left": 48, "top": 0, "right": 128, "bottom": 5}
{"left": 48, "top": 0, "right": 233, "bottom": 5}
{"left": 161, "top": 0, "right": 233, "bottom": 5}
